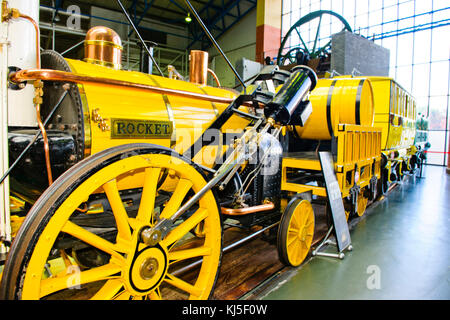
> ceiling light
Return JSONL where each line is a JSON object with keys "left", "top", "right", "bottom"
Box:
{"left": 185, "top": 12, "right": 192, "bottom": 23}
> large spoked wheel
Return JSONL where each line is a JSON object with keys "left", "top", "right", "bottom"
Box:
{"left": 356, "top": 188, "right": 369, "bottom": 217}
{"left": 277, "top": 198, "right": 315, "bottom": 267}
{"left": 0, "top": 144, "right": 222, "bottom": 300}
{"left": 277, "top": 10, "right": 352, "bottom": 67}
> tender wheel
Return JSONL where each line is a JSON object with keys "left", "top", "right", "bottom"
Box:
{"left": 277, "top": 198, "right": 315, "bottom": 267}
{"left": 0, "top": 144, "right": 222, "bottom": 300}
{"left": 356, "top": 188, "right": 369, "bottom": 217}
{"left": 377, "top": 168, "right": 389, "bottom": 198}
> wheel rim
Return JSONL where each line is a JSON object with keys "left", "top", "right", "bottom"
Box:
{"left": 285, "top": 200, "right": 315, "bottom": 266}
{"left": 17, "top": 152, "right": 221, "bottom": 300}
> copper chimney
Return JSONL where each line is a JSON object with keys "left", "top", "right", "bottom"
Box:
{"left": 84, "top": 26, "right": 123, "bottom": 70}
{"left": 189, "top": 50, "right": 209, "bottom": 86}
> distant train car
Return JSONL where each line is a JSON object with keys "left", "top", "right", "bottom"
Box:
{"left": 369, "top": 77, "right": 429, "bottom": 194}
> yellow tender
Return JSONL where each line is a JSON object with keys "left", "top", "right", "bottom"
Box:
{"left": 281, "top": 76, "right": 382, "bottom": 216}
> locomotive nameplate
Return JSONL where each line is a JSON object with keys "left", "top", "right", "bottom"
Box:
{"left": 111, "top": 119, "right": 173, "bottom": 139}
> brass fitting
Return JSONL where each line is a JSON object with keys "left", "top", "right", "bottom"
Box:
{"left": 92, "top": 108, "right": 110, "bottom": 132}
{"left": 267, "top": 117, "right": 282, "bottom": 129}
{"left": 1, "top": 1, "right": 20, "bottom": 22}
{"left": 33, "top": 80, "right": 44, "bottom": 105}
{"left": 267, "top": 117, "right": 276, "bottom": 127}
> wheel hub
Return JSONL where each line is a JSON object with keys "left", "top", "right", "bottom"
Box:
{"left": 126, "top": 246, "right": 168, "bottom": 296}
{"left": 140, "top": 257, "right": 159, "bottom": 280}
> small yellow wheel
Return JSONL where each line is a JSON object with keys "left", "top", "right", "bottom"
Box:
{"left": 277, "top": 198, "right": 315, "bottom": 267}
{"left": 356, "top": 188, "right": 369, "bottom": 217}
{"left": 0, "top": 144, "right": 222, "bottom": 300}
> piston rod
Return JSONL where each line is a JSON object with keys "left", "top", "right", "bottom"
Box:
{"left": 141, "top": 118, "right": 266, "bottom": 246}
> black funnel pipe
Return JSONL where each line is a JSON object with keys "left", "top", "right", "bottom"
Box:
{"left": 264, "top": 65, "right": 317, "bottom": 125}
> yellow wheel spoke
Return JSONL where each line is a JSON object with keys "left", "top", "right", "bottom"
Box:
{"left": 40, "top": 263, "right": 122, "bottom": 298}
{"left": 169, "top": 246, "right": 211, "bottom": 262}
{"left": 288, "top": 226, "right": 299, "bottom": 234}
{"left": 290, "top": 240, "right": 301, "bottom": 263}
{"left": 160, "top": 179, "right": 193, "bottom": 220}
{"left": 304, "top": 220, "right": 314, "bottom": 228}
{"left": 299, "top": 209, "right": 309, "bottom": 228}
{"left": 128, "top": 217, "right": 139, "bottom": 231}
{"left": 164, "top": 273, "right": 202, "bottom": 297}
{"left": 302, "top": 240, "right": 309, "bottom": 248}
{"left": 90, "top": 279, "right": 124, "bottom": 300}
{"left": 61, "top": 220, "right": 126, "bottom": 261}
{"left": 160, "top": 208, "right": 208, "bottom": 248}
{"left": 103, "top": 179, "right": 132, "bottom": 241}
{"left": 137, "top": 167, "right": 162, "bottom": 225}
{"left": 287, "top": 236, "right": 297, "bottom": 247}
{"left": 149, "top": 288, "right": 162, "bottom": 300}
{"left": 291, "top": 212, "right": 300, "bottom": 228}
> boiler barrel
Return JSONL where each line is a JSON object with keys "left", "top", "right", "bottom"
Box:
{"left": 295, "top": 77, "right": 374, "bottom": 140}
{"left": 9, "top": 52, "right": 245, "bottom": 203}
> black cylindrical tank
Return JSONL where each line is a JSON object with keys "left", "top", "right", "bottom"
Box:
{"left": 264, "top": 65, "right": 317, "bottom": 125}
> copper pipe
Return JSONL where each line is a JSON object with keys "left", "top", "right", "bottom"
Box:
{"left": 10, "top": 69, "right": 236, "bottom": 105}
{"left": 18, "top": 14, "right": 54, "bottom": 186}
{"left": 221, "top": 202, "right": 275, "bottom": 216}
{"left": 19, "top": 14, "right": 40, "bottom": 68}
{"left": 207, "top": 68, "right": 221, "bottom": 87}
{"left": 35, "top": 102, "right": 53, "bottom": 185}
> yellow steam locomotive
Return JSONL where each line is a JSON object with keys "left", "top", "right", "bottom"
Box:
{"left": 0, "top": 1, "right": 428, "bottom": 300}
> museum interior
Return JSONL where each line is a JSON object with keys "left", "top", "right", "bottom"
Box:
{"left": 0, "top": 0, "right": 448, "bottom": 301}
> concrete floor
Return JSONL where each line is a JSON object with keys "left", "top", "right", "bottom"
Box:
{"left": 260, "top": 165, "right": 450, "bottom": 300}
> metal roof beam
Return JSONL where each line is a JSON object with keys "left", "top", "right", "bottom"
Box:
{"left": 187, "top": 0, "right": 256, "bottom": 49}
